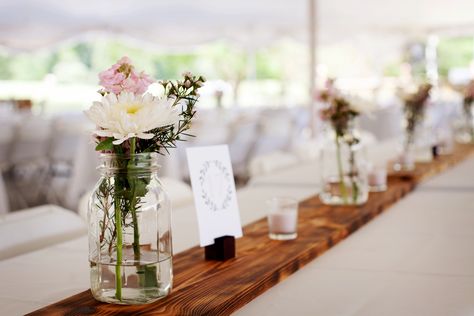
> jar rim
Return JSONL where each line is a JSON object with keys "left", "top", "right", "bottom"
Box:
{"left": 99, "top": 152, "right": 160, "bottom": 159}
{"left": 98, "top": 152, "right": 161, "bottom": 175}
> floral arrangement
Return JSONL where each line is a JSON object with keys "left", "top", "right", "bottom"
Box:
{"left": 318, "top": 79, "right": 367, "bottom": 204}
{"left": 319, "top": 93, "right": 359, "bottom": 140}
{"left": 463, "top": 80, "right": 474, "bottom": 105}
{"left": 401, "top": 83, "right": 432, "bottom": 149}
{"left": 87, "top": 56, "right": 205, "bottom": 153}
{"left": 85, "top": 56, "right": 205, "bottom": 301}
{"left": 463, "top": 80, "right": 474, "bottom": 140}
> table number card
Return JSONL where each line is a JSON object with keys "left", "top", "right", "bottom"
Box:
{"left": 186, "top": 145, "right": 243, "bottom": 247}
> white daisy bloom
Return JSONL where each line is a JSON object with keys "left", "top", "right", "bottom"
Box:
{"left": 85, "top": 92, "right": 179, "bottom": 145}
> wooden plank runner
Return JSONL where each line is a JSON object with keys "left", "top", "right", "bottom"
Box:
{"left": 29, "top": 144, "right": 474, "bottom": 316}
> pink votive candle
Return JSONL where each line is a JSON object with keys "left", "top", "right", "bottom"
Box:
{"left": 267, "top": 197, "right": 298, "bottom": 240}
{"left": 368, "top": 168, "right": 387, "bottom": 192}
{"left": 394, "top": 152, "right": 415, "bottom": 171}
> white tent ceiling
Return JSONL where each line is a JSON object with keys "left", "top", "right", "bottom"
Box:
{"left": 1, "top": 0, "right": 474, "bottom": 52}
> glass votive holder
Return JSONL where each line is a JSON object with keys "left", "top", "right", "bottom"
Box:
{"left": 368, "top": 165, "right": 387, "bottom": 192}
{"left": 393, "top": 151, "right": 415, "bottom": 171}
{"left": 267, "top": 197, "right": 298, "bottom": 240}
{"left": 438, "top": 137, "right": 454, "bottom": 155}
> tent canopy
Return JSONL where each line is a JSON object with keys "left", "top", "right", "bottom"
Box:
{"left": 2, "top": 0, "right": 474, "bottom": 52}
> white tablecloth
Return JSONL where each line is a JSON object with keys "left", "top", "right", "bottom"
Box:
{"left": 236, "top": 157, "right": 474, "bottom": 316}
{"left": 0, "top": 205, "right": 86, "bottom": 260}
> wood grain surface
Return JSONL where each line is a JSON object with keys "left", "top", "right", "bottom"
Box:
{"left": 28, "top": 144, "right": 474, "bottom": 316}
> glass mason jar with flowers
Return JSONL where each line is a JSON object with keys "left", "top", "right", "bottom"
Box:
{"left": 85, "top": 57, "right": 205, "bottom": 304}
{"left": 457, "top": 80, "right": 474, "bottom": 143}
{"left": 318, "top": 83, "right": 369, "bottom": 206}
{"left": 394, "top": 83, "right": 432, "bottom": 171}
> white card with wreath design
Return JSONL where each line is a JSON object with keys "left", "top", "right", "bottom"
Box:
{"left": 186, "top": 145, "right": 243, "bottom": 246}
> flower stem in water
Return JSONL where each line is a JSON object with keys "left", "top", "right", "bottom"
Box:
{"left": 335, "top": 137, "right": 349, "bottom": 204}
{"left": 114, "top": 194, "right": 123, "bottom": 301}
{"left": 128, "top": 138, "right": 140, "bottom": 262}
{"left": 348, "top": 147, "right": 359, "bottom": 203}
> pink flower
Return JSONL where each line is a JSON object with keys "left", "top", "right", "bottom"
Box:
{"left": 122, "top": 71, "right": 154, "bottom": 94}
{"left": 98, "top": 56, "right": 154, "bottom": 95}
{"left": 99, "top": 69, "right": 126, "bottom": 94}
{"left": 117, "top": 56, "right": 132, "bottom": 65}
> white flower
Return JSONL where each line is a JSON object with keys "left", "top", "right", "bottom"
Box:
{"left": 85, "top": 92, "right": 179, "bottom": 145}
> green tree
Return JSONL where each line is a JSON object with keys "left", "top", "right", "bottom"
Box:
{"left": 438, "top": 37, "right": 474, "bottom": 77}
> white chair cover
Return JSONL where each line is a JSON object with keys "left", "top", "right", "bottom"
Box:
{"left": 0, "top": 115, "right": 19, "bottom": 170}
{"left": 292, "top": 138, "right": 322, "bottom": 162}
{"left": 49, "top": 114, "right": 91, "bottom": 163}
{"left": 248, "top": 151, "right": 299, "bottom": 178}
{"left": 9, "top": 114, "right": 51, "bottom": 164}
{"left": 63, "top": 136, "right": 100, "bottom": 211}
{"left": 228, "top": 117, "right": 259, "bottom": 177}
{"left": 366, "top": 137, "right": 401, "bottom": 167}
{"left": 0, "top": 173, "right": 9, "bottom": 214}
{"left": 359, "top": 105, "right": 403, "bottom": 141}
{"left": 252, "top": 111, "right": 294, "bottom": 156}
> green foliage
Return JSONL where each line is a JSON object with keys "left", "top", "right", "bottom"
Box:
{"left": 8, "top": 52, "right": 52, "bottom": 80}
{"left": 255, "top": 50, "right": 282, "bottom": 80}
{"left": 73, "top": 43, "right": 93, "bottom": 69}
{"left": 199, "top": 41, "right": 247, "bottom": 81}
{"left": 0, "top": 53, "right": 12, "bottom": 79}
{"left": 438, "top": 37, "right": 474, "bottom": 77}
{"left": 95, "top": 138, "right": 114, "bottom": 151}
{"left": 152, "top": 54, "right": 197, "bottom": 79}
{"left": 140, "top": 73, "right": 205, "bottom": 154}
{"left": 0, "top": 38, "right": 298, "bottom": 85}
{"left": 383, "top": 62, "right": 401, "bottom": 77}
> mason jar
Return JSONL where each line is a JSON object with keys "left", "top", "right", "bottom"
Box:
{"left": 455, "top": 100, "right": 474, "bottom": 143}
{"left": 88, "top": 153, "right": 172, "bottom": 305}
{"left": 400, "top": 119, "right": 434, "bottom": 165}
{"left": 320, "top": 131, "right": 369, "bottom": 206}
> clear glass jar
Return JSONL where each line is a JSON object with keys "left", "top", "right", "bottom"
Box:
{"left": 396, "top": 119, "right": 433, "bottom": 171}
{"left": 320, "top": 131, "right": 369, "bottom": 206}
{"left": 455, "top": 101, "right": 474, "bottom": 143}
{"left": 88, "top": 153, "right": 172, "bottom": 305}
{"left": 393, "top": 143, "right": 415, "bottom": 171}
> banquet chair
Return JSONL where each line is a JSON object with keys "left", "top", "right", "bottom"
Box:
{"left": 0, "top": 117, "right": 17, "bottom": 171}
{"left": 7, "top": 115, "right": 52, "bottom": 209}
{"left": 0, "top": 173, "right": 9, "bottom": 214}
{"left": 292, "top": 138, "right": 322, "bottom": 162}
{"left": 187, "top": 118, "right": 230, "bottom": 147}
{"left": 227, "top": 116, "right": 259, "bottom": 181}
{"left": 252, "top": 110, "right": 294, "bottom": 156}
{"left": 45, "top": 115, "right": 91, "bottom": 205}
{"left": 173, "top": 114, "right": 231, "bottom": 180}
{"left": 9, "top": 114, "right": 51, "bottom": 165}
{"left": 49, "top": 114, "right": 90, "bottom": 171}
{"left": 358, "top": 130, "right": 377, "bottom": 146}
{"left": 62, "top": 136, "right": 100, "bottom": 211}
{"left": 358, "top": 104, "right": 403, "bottom": 141}
{"left": 0, "top": 115, "right": 21, "bottom": 212}
{"left": 248, "top": 151, "right": 299, "bottom": 178}
{"left": 289, "top": 107, "right": 312, "bottom": 145}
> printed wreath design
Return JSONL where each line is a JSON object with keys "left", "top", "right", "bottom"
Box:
{"left": 199, "top": 160, "right": 233, "bottom": 212}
